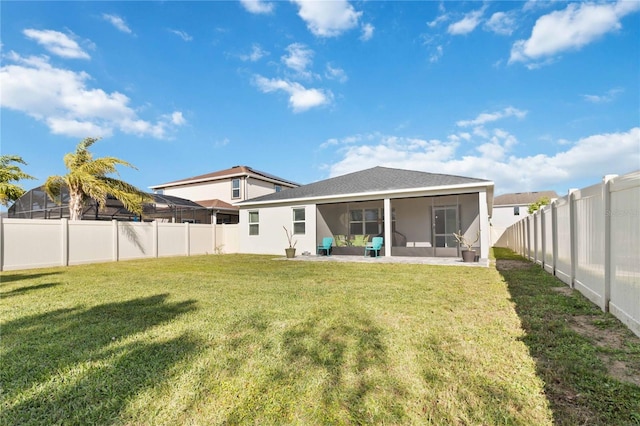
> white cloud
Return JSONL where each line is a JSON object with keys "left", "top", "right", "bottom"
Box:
{"left": 427, "top": 13, "right": 449, "bottom": 28}
{"left": 291, "top": 0, "right": 361, "bottom": 37}
{"left": 360, "top": 23, "right": 374, "bottom": 41}
{"left": 447, "top": 7, "right": 486, "bottom": 35}
{"left": 23, "top": 29, "right": 90, "bottom": 59}
{"left": 239, "top": 0, "right": 274, "bottom": 14}
{"left": 322, "top": 127, "right": 640, "bottom": 195}
{"left": 429, "top": 45, "right": 443, "bottom": 63}
{"left": 282, "top": 43, "right": 314, "bottom": 73}
{"left": 510, "top": 1, "right": 640, "bottom": 65}
{"left": 169, "top": 29, "right": 193, "bottom": 41}
{"left": 0, "top": 52, "right": 184, "bottom": 139}
{"left": 456, "top": 107, "right": 527, "bottom": 127}
{"left": 484, "top": 12, "right": 516, "bottom": 36}
{"left": 583, "top": 88, "right": 624, "bottom": 103}
{"left": 102, "top": 14, "right": 133, "bottom": 34}
{"left": 325, "top": 63, "right": 347, "bottom": 83}
{"left": 240, "top": 44, "right": 268, "bottom": 62}
{"left": 253, "top": 75, "right": 332, "bottom": 112}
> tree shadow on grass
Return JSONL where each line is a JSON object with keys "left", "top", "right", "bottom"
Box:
{"left": 0, "top": 271, "right": 61, "bottom": 284}
{"left": 0, "top": 282, "right": 60, "bottom": 298}
{"left": 494, "top": 247, "right": 640, "bottom": 426}
{"left": 221, "top": 309, "right": 407, "bottom": 424}
{"left": 1, "top": 294, "right": 200, "bottom": 425}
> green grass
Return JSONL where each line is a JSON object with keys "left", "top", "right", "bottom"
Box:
{"left": 494, "top": 248, "right": 640, "bottom": 425}
{"left": 1, "top": 251, "right": 638, "bottom": 425}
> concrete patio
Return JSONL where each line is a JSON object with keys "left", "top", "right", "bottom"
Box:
{"left": 278, "top": 254, "right": 490, "bottom": 267}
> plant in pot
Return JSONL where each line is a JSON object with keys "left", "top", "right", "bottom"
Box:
{"left": 283, "top": 226, "right": 297, "bottom": 258}
{"left": 453, "top": 229, "right": 480, "bottom": 262}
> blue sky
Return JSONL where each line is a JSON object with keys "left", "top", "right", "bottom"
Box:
{"left": 2, "top": 0, "right": 639, "bottom": 199}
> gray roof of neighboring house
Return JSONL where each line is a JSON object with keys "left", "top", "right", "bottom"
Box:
{"left": 150, "top": 165, "right": 300, "bottom": 189}
{"left": 239, "top": 166, "right": 492, "bottom": 204}
{"left": 493, "top": 190, "right": 559, "bottom": 206}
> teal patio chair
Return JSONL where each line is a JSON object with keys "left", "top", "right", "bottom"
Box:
{"left": 364, "top": 237, "right": 383, "bottom": 257}
{"left": 317, "top": 237, "right": 334, "bottom": 256}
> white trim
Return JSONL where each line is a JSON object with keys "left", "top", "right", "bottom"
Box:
{"left": 150, "top": 171, "right": 298, "bottom": 190}
{"left": 239, "top": 181, "right": 494, "bottom": 208}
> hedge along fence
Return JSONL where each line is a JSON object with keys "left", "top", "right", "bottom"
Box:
{"left": 0, "top": 219, "right": 239, "bottom": 271}
{"left": 502, "top": 170, "right": 640, "bottom": 337}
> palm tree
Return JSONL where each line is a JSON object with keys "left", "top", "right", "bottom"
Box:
{"left": 0, "top": 155, "right": 35, "bottom": 206}
{"left": 44, "top": 137, "right": 151, "bottom": 221}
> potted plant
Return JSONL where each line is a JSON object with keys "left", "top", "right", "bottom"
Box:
{"left": 453, "top": 229, "right": 480, "bottom": 262}
{"left": 283, "top": 226, "right": 297, "bottom": 258}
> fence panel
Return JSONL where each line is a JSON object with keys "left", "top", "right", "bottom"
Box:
{"left": 190, "top": 224, "right": 214, "bottom": 255}
{"left": 158, "top": 223, "right": 187, "bottom": 257}
{"left": 1, "top": 219, "right": 62, "bottom": 270}
{"left": 573, "top": 183, "right": 606, "bottom": 309}
{"left": 118, "top": 222, "right": 154, "bottom": 260}
{"left": 608, "top": 173, "right": 640, "bottom": 336}
{"left": 215, "top": 224, "right": 239, "bottom": 254}
{"left": 534, "top": 211, "right": 543, "bottom": 266}
{"left": 542, "top": 205, "right": 554, "bottom": 273}
{"left": 68, "top": 221, "right": 113, "bottom": 265}
{"left": 554, "top": 196, "right": 572, "bottom": 286}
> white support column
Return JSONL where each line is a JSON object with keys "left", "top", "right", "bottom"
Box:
{"left": 478, "top": 190, "right": 490, "bottom": 259}
{"left": 384, "top": 198, "right": 392, "bottom": 257}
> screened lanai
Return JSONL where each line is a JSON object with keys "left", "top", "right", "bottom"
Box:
{"left": 8, "top": 186, "right": 212, "bottom": 223}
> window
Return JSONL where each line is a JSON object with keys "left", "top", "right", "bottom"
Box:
{"left": 349, "top": 208, "right": 382, "bottom": 235}
{"left": 275, "top": 185, "right": 282, "bottom": 192}
{"left": 293, "top": 207, "right": 305, "bottom": 234}
{"left": 232, "top": 178, "right": 240, "bottom": 199}
{"left": 248, "top": 211, "right": 259, "bottom": 235}
{"left": 514, "top": 206, "right": 520, "bottom": 216}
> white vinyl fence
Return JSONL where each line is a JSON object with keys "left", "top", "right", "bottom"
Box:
{"left": 0, "top": 219, "right": 239, "bottom": 271}
{"left": 501, "top": 171, "right": 640, "bottom": 337}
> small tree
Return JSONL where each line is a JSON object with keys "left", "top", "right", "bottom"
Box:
{"left": 44, "top": 137, "right": 151, "bottom": 220}
{"left": 528, "top": 196, "right": 551, "bottom": 214}
{"left": 0, "top": 155, "right": 35, "bottom": 206}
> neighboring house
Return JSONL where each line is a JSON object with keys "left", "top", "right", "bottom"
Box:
{"left": 237, "top": 166, "right": 494, "bottom": 259}
{"left": 491, "top": 190, "right": 559, "bottom": 247}
{"left": 149, "top": 165, "right": 299, "bottom": 224}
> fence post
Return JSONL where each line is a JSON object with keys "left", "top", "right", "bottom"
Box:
{"left": 153, "top": 220, "right": 159, "bottom": 258}
{"left": 568, "top": 189, "right": 578, "bottom": 289}
{"left": 61, "top": 218, "right": 69, "bottom": 267}
{"left": 185, "top": 222, "right": 190, "bottom": 256}
{"left": 0, "top": 217, "right": 4, "bottom": 271}
{"left": 603, "top": 174, "right": 617, "bottom": 312}
{"left": 112, "top": 220, "right": 119, "bottom": 262}
{"left": 551, "top": 200, "right": 558, "bottom": 276}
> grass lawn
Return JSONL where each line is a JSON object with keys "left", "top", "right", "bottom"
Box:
{"left": 1, "top": 250, "right": 638, "bottom": 425}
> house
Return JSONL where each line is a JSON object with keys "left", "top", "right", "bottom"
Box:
{"left": 149, "top": 165, "right": 299, "bottom": 224}
{"left": 491, "top": 190, "right": 559, "bottom": 247}
{"left": 238, "top": 166, "right": 494, "bottom": 260}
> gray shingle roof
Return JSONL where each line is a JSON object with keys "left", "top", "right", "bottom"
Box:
{"left": 240, "top": 166, "right": 492, "bottom": 204}
{"left": 493, "top": 191, "right": 559, "bottom": 206}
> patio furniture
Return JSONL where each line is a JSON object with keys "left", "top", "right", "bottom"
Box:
{"left": 364, "top": 237, "right": 383, "bottom": 257}
{"left": 317, "top": 237, "right": 334, "bottom": 256}
{"left": 351, "top": 234, "right": 369, "bottom": 247}
{"left": 333, "top": 234, "right": 348, "bottom": 247}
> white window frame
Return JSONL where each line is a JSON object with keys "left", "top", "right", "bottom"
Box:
{"left": 248, "top": 210, "right": 259, "bottom": 235}
{"left": 292, "top": 207, "right": 305, "bottom": 235}
{"left": 232, "top": 178, "right": 241, "bottom": 199}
